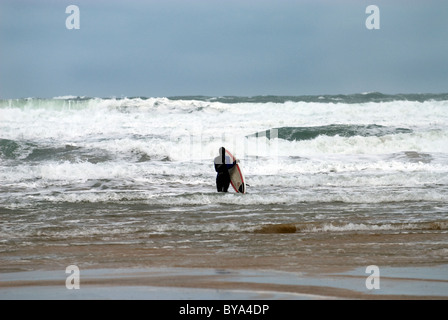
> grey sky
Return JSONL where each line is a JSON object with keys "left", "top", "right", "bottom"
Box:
{"left": 1, "top": 0, "right": 447, "bottom": 98}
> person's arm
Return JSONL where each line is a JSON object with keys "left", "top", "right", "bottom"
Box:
{"left": 226, "top": 159, "right": 237, "bottom": 170}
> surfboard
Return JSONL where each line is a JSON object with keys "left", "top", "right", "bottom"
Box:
{"left": 225, "top": 149, "right": 246, "bottom": 194}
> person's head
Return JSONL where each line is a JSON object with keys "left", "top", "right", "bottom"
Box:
{"left": 219, "top": 147, "right": 225, "bottom": 156}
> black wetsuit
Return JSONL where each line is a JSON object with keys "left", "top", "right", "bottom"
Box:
{"left": 214, "top": 150, "right": 236, "bottom": 192}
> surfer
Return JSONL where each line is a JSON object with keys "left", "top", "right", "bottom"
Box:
{"left": 214, "top": 147, "right": 236, "bottom": 192}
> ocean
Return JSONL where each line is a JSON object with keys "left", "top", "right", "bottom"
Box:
{"left": 1, "top": 93, "right": 448, "bottom": 273}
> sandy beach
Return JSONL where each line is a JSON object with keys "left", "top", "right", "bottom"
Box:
{"left": 1, "top": 265, "right": 447, "bottom": 300}
{"left": 1, "top": 234, "right": 447, "bottom": 300}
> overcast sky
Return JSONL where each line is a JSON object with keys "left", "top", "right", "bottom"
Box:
{"left": 1, "top": 0, "right": 447, "bottom": 98}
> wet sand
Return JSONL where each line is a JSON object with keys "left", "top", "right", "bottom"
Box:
{"left": 1, "top": 232, "right": 447, "bottom": 300}
{"left": 1, "top": 265, "right": 447, "bottom": 300}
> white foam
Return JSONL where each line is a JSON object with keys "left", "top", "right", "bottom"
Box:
{"left": 53, "top": 95, "right": 81, "bottom": 100}
{"left": 2, "top": 98, "right": 448, "bottom": 141}
{"left": 1, "top": 97, "right": 447, "bottom": 207}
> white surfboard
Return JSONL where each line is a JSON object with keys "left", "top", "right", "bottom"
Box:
{"left": 225, "top": 149, "right": 246, "bottom": 194}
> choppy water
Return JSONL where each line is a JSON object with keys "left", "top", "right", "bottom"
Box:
{"left": 1, "top": 93, "right": 448, "bottom": 271}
